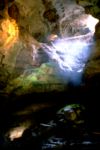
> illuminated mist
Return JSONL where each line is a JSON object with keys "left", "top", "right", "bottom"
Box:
{"left": 42, "top": 35, "right": 92, "bottom": 85}
{"left": 41, "top": 15, "right": 99, "bottom": 85}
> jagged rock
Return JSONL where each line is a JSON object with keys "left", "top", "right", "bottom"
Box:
{"left": 2, "top": 103, "right": 100, "bottom": 150}
{"left": 57, "top": 104, "right": 85, "bottom": 126}
{"left": 15, "top": 0, "right": 49, "bottom": 40}
{"left": 0, "top": 2, "right": 100, "bottom": 150}
{"left": 77, "top": 0, "right": 100, "bottom": 18}
{"left": 82, "top": 18, "right": 100, "bottom": 85}
{"left": 4, "top": 63, "right": 66, "bottom": 95}
{"left": 84, "top": 38, "right": 100, "bottom": 84}
{"left": 0, "top": 0, "right": 99, "bottom": 96}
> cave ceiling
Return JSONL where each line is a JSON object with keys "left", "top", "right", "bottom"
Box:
{"left": 0, "top": 0, "right": 100, "bottom": 96}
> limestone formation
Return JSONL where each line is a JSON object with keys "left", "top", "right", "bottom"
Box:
{"left": 0, "top": 0, "right": 99, "bottom": 95}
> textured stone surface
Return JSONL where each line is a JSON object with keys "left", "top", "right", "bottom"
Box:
{"left": 77, "top": 0, "right": 100, "bottom": 18}
{"left": 0, "top": 0, "right": 99, "bottom": 96}
{"left": 0, "top": 2, "right": 100, "bottom": 150}
{"left": 84, "top": 37, "right": 100, "bottom": 82}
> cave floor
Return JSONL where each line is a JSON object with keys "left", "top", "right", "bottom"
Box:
{"left": 0, "top": 84, "right": 100, "bottom": 150}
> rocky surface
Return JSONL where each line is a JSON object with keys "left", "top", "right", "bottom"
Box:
{"left": 77, "top": 0, "right": 100, "bottom": 18}
{"left": 0, "top": 0, "right": 99, "bottom": 96}
{"left": 0, "top": 102, "right": 100, "bottom": 150}
{"left": 0, "top": 1, "right": 100, "bottom": 149}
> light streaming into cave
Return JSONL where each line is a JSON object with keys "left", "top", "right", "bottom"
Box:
{"left": 86, "top": 15, "right": 99, "bottom": 33}
{"left": 42, "top": 37, "right": 91, "bottom": 72}
{"left": 41, "top": 15, "right": 99, "bottom": 84}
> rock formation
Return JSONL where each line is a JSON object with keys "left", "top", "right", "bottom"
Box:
{"left": 0, "top": 0, "right": 99, "bottom": 96}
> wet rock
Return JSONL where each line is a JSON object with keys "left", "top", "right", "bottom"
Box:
{"left": 42, "top": 136, "right": 67, "bottom": 150}
{"left": 57, "top": 104, "right": 85, "bottom": 126}
{"left": 0, "top": 102, "right": 100, "bottom": 150}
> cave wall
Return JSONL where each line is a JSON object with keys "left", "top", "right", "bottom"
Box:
{"left": 0, "top": 0, "right": 99, "bottom": 95}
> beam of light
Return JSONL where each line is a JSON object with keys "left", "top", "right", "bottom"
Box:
{"left": 40, "top": 15, "right": 99, "bottom": 85}
{"left": 86, "top": 15, "right": 99, "bottom": 34}
{"left": 42, "top": 35, "right": 93, "bottom": 73}
{"left": 41, "top": 36, "right": 93, "bottom": 85}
